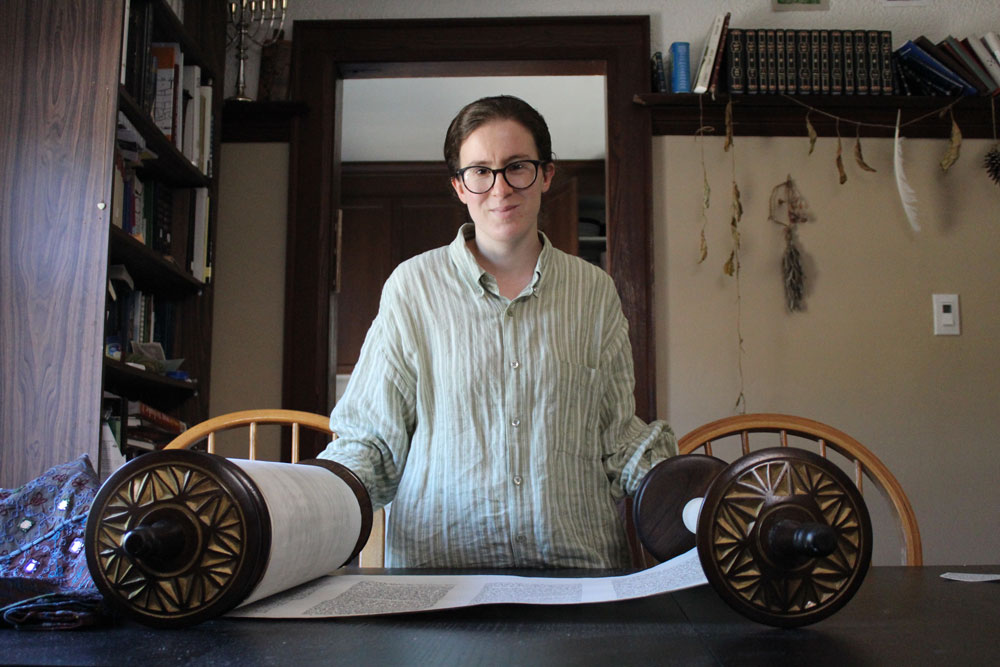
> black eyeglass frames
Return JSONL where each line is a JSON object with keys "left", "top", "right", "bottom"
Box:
{"left": 455, "top": 160, "right": 548, "bottom": 194}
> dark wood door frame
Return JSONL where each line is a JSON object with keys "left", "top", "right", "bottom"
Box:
{"left": 285, "top": 17, "right": 655, "bottom": 456}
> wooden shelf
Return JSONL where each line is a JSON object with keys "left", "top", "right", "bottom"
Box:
{"left": 635, "top": 93, "right": 996, "bottom": 139}
{"left": 103, "top": 358, "right": 197, "bottom": 410}
{"left": 108, "top": 225, "right": 203, "bottom": 297}
{"left": 119, "top": 87, "right": 211, "bottom": 187}
{"left": 222, "top": 99, "right": 307, "bottom": 142}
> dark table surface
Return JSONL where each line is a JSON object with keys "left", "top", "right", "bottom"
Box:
{"left": 1, "top": 566, "right": 996, "bottom": 666}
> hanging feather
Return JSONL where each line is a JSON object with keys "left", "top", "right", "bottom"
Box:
{"left": 985, "top": 145, "right": 1000, "bottom": 185}
{"left": 940, "top": 114, "right": 962, "bottom": 172}
{"left": 782, "top": 225, "right": 805, "bottom": 312}
{"left": 854, "top": 136, "right": 877, "bottom": 172}
{"left": 893, "top": 110, "right": 920, "bottom": 232}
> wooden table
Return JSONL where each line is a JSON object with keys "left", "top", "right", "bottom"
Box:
{"left": 1, "top": 566, "right": 996, "bottom": 665}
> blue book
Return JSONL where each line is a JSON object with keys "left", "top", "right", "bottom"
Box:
{"left": 896, "top": 40, "right": 977, "bottom": 95}
{"left": 670, "top": 42, "right": 691, "bottom": 93}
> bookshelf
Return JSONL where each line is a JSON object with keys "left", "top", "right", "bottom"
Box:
{"left": 103, "top": 0, "right": 226, "bottom": 459}
{"left": 634, "top": 93, "right": 995, "bottom": 139}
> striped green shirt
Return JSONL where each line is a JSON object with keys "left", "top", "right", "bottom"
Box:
{"left": 319, "top": 224, "right": 677, "bottom": 568}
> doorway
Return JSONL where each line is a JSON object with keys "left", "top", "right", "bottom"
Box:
{"left": 283, "top": 17, "right": 655, "bottom": 458}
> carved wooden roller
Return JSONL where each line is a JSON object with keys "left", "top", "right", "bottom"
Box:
{"left": 85, "top": 449, "right": 372, "bottom": 628}
{"left": 633, "top": 447, "right": 873, "bottom": 627}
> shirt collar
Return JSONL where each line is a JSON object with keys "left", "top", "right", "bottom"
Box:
{"left": 448, "top": 223, "right": 551, "bottom": 298}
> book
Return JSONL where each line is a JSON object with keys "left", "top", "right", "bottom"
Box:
{"left": 819, "top": 30, "right": 830, "bottom": 94}
{"left": 880, "top": 31, "right": 895, "bottom": 95}
{"left": 932, "top": 36, "right": 989, "bottom": 94}
{"left": 757, "top": 29, "right": 769, "bottom": 94}
{"left": 746, "top": 29, "right": 759, "bottom": 94}
{"left": 984, "top": 32, "right": 1000, "bottom": 66}
{"left": 842, "top": 30, "right": 855, "bottom": 94}
{"left": 150, "top": 42, "right": 183, "bottom": 143}
{"left": 911, "top": 36, "right": 979, "bottom": 94}
{"left": 694, "top": 13, "right": 729, "bottom": 93}
{"left": 651, "top": 52, "right": 667, "bottom": 92}
{"left": 182, "top": 64, "right": 202, "bottom": 166}
{"left": 866, "top": 30, "right": 882, "bottom": 94}
{"left": 809, "top": 30, "right": 821, "bottom": 94}
{"left": 947, "top": 36, "right": 999, "bottom": 94}
{"left": 785, "top": 29, "right": 797, "bottom": 94}
{"left": 727, "top": 28, "right": 745, "bottom": 94}
{"left": 854, "top": 31, "right": 869, "bottom": 95}
{"left": 796, "top": 30, "right": 811, "bottom": 94}
{"left": 896, "top": 40, "right": 974, "bottom": 95}
{"left": 965, "top": 36, "right": 1000, "bottom": 89}
{"left": 830, "top": 30, "right": 843, "bottom": 94}
{"left": 670, "top": 42, "right": 691, "bottom": 93}
{"left": 707, "top": 16, "right": 732, "bottom": 96}
{"left": 776, "top": 29, "right": 787, "bottom": 93}
{"left": 765, "top": 29, "right": 777, "bottom": 93}
{"left": 128, "top": 400, "right": 187, "bottom": 434}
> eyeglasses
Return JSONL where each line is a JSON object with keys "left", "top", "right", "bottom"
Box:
{"left": 455, "top": 160, "right": 547, "bottom": 194}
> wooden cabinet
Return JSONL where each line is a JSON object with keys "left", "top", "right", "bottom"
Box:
{"left": 0, "top": 0, "right": 224, "bottom": 487}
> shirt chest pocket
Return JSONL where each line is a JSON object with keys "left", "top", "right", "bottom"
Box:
{"left": 539, "top": 359, "right": 603, "bottom": 461}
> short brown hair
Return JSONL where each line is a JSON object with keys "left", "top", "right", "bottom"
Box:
{"left": 443, "top": 95, "right": 553, "bottom": 174}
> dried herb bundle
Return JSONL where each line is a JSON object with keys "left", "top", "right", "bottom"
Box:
{"left": 768, "top": 176, "right": 811, "bottom": 312}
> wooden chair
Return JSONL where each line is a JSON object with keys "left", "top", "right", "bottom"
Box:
{"left": 673, "top": 413, "right": 922, "bottom": 566}
{"left": 163, "top": 409, "right": 386, "bottom": 567}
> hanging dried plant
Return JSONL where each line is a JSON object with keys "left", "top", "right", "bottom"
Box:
{"left": 854, "top": 134, "right": 877, "bottom": 172}
{"left": 836, "top": 135, "right": 848, "bottom": 185}
{"left": 724, "top": 182, "right": 742, "bottom": 276}
{"left": 724, "top": 100, "right": 734, "bottom": 152}
{"left": 806, "top": 112, "right": 818, "bottom": 155}
{"left": 940, "top": 112, "right": 962, "bottom": 172}
{"left": 769, "top": 175, "right": 811, "bottom": 312}
{"left": 782, "top": 226, "right": 805, "bottom": 312}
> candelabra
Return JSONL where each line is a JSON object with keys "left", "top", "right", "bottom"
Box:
{"left": 227, "top": 0, "right": 287, "bottom": 101}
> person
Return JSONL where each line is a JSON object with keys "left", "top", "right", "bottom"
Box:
{"left": 318, "top": 95, "right": 677, "bottom": 568}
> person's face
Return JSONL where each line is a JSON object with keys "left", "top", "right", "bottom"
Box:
{"left": 451, "top": 119, "right": 554, "bottom": 250}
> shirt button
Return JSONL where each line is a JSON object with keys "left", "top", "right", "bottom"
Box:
{"left": 515, "top": 535, "right": 527, "bottom": 544}
{"left": 506, "top": 309, "right": 514, "bottom": 318}
{"left": 513, "top": 475, "right": 523, "bottom": 486}
{"left": 511, "top": 418, "right": 520, "bottom": 428}
{"left": 510, "top": 360, "right": 520, "bottom": 369}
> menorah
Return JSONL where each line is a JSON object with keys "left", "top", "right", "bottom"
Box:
{"left": 227, "top": 0, "right": 287, "bottom": 101}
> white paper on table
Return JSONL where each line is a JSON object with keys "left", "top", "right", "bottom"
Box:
{"left": 940, "top": 572, "right": 1000, "bottom": 583}
{"left": 230, "top": 547, "right": 708, "bottom": 619}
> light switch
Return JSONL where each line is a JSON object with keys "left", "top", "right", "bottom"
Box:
{"left": 932, "top": 294, "right": 960, "bottom": 336}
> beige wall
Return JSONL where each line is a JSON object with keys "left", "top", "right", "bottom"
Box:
{"left": 655, "top": 134, "right": 1000, "bottom": 565}
{"left": 211, "top": 143, "right": 289, "bottom": 460}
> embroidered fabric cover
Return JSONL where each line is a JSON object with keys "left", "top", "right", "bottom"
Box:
{"left": 0, "top": 454, "right": 105, "bottom": 628}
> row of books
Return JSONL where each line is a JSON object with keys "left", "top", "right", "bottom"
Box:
{"left": 682, "top": 12, "right": 1000, "bottom": 97}
{"left": 106, "top": 266, "right": 178, "bottom": 362}
{"left": 726, "top": 27, "right": 896, "bottom": 95}
{"left": 894, "top": 34, "right": 1000, "bottom": 97}
{"left": 101, "top": 394, "right": 188, "bottom": 472}
{"left": 113, "top": 112, "right": 213, "bottom": 284}
{"left": 122, "top": 0, "right": 214, "bottom": 174}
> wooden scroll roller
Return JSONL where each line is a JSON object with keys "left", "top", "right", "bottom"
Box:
{"left": 633, "top": 447, "right": 873, "bottom": 628}
{"left": 85, "top": 449, "right": 372, "bottom": 628}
